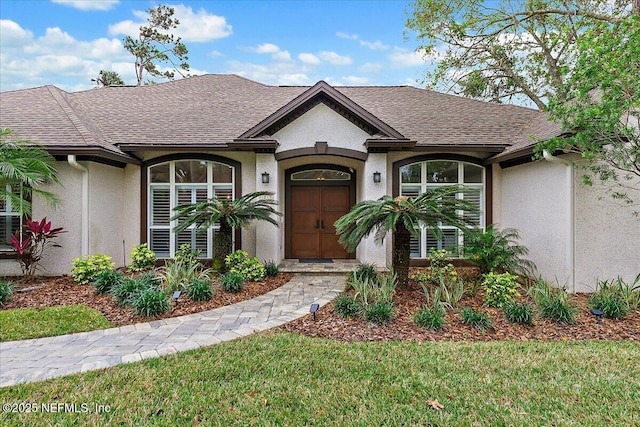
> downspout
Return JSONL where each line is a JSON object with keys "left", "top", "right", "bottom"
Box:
{"left": 67, "top": 155, "right": 89, "bottom": 255}
{"left": 542, "top": 150, "right": 575, "bottom": 292}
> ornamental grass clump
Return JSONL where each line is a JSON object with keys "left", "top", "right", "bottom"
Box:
{"left": 528, "top": 278, "right": 578, "bottom": 324}
{"left": 0, "top": 280, "right": 14, "bottom": 306}
{"left": 334, "top": 294, "right": 361, "bottom": 318}
{"left": 187, "top": 278, "right": 214, "bottom": 302}
{"left": 589, "top": 278, "right": 631, "bottom": 320}
{"left": 221, "top": 271, "right": 244, "bottom": 293}
{"left": 132, "top": 288, "right": 170, "bottom": 317}
{"left": 111, "top": 277, "right": 152, "bottom": 306}
{"left": 414, "top": 305, "right": 446, "bottom": 330}
{"left": 129, "top": 243, "right": 156, "bottom": 271}
{"left": 413, "top": 249, "right": 465, "bottom": 308}
{"left": 92, "top": 269, "right": 124, "bottom": 294}
{"left": 264, "top": 260, "right": 279, "bottom": 277}
{"left": 503, "top": 301, "right": 535, "bottom": 326}
{"left": 461, "top": 307, "right": 492, "bottom": 331}
{"left": 71, "top": 254, "right": 115, "bottom": 285}
{"left": 364, "top": 301, "right": 393, "bottom": 325}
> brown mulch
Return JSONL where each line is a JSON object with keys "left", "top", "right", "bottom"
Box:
{"left": 3, "top": 268, "right": 639, "bottom": 342}
{"left": 281, "top": 268, "right": 640, "bottom": 342}
{"left": 1, "top": 273, "right": 293, "bottom": 327}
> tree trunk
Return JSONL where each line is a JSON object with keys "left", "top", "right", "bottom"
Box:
{"left": 393, "top": 222, "right": 411, "bottom": 288}
{"left": 214, "top": 220, "right": 233, "bottom": 269}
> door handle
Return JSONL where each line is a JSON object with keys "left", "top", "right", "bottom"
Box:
{"left": 320, "top": 219, "right": 325, "bottom": 229}
{"left": 314, "top": 220, "right": 320, "bottom": 229}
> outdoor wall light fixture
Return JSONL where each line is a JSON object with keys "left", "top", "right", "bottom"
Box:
{"left": 261, "top": 172, "right": 270, "bottom": 184}
{"left": 310, "top": 303, "right": 320, "bottom": 320}
{"left": 590, "top": 308, "right": 603, "bottom": 324}
{"left": 373, "top": 171, "right": 381, "bottom": 183}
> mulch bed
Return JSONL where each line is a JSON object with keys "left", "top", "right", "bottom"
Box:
{"left": 3, "top": 268, "right": 639, "bottom": 342}
{"left": 281, "top": 268, "right": 640, "bottom": 342}
{"left": 1, "top": 273, "right": 293, "bottom": 327}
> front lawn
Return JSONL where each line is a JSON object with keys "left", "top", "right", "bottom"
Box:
{"left": 1, "top": 333, "right": 638, "bottom": 426}
{"left": 0, "top": 305, "right": 113, "bottom": 341}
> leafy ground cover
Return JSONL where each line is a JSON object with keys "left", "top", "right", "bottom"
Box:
{"left": 1, "top": 333, "right": 638, "bottom": 426}
{"left": 0, "top": 305, "right": 112, "bottom": 341}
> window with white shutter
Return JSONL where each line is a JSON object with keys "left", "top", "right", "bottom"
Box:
{"left": 399, "top": 160, "right": 485, "bottom": 258}
{"left": 148, "top": 160, "right": 234, "bottom": 258}
{"left": 0, "top": 184, "right": 25, "bottom": 251}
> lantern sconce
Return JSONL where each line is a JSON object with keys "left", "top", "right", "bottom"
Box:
{"left": 373, "top": 171, "right": 381, "bottom": 183}
{"left": 261, "top": 172, "right": 270, "bottom": 184}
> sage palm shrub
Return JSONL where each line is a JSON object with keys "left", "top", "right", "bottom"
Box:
{"left": 464, "top": 225, "right": 535, "bottom": 276}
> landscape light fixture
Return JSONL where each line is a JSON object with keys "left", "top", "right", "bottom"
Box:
{"left": 310, "top": 303, "right": 319, "bottom": 320}
{"left": 373, "top": 171, "right": 381, "bottom": 183}
{"left": 261, "top": 172, "right": 270, "bottom": 184}
{"left": 172, "top": 290, "right": 182, "bottom": 304}
{"left": 590, "top": 308, "right": 603, "bottom": 324}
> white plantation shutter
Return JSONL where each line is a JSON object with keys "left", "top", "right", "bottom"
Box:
{"left": 1, "top": 184, "right": 25, "bottom": 251}
{"left": 399, "top": 161, "right": 485, "bottom": 258}
{"left": 148, "top": 160, "right": 235, "bottom": 258}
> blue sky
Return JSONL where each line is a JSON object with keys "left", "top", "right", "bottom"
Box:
{"left": 0, "top": 0, "right": 432, "bottom": 93}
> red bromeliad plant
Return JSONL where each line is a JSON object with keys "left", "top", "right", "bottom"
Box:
{"left": 10, "top": 217, "right": 64, "bottom": 278}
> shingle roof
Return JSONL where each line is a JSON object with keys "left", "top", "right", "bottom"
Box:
{"left": 0, "top": 74, "right": 554, "bottom": 161}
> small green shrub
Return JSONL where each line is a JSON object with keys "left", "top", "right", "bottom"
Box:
{"left": 461, "top": 307, "right": 492, "bottom": 331}
{"left": 334, "top": 294, "right": 361, "bottom": 318}
{"left": 364, "top": 301, "right": 393, "bottom": 325}
{"left": 352, "top": 271, "right": 396, "bottom": 307}
{"left": 414, "top": 305, "right": 446, "bottom": 330}
{"left": 355, "top": 263, "right": 379, "bottom": 282}
{"left": 187, "top": 278, "right": 214, "bottom": 302}
{"left": 482, "top": 272, "right": 520, "bottom": 308}
{"left": 129, "top": 243, "right": 157, "bottom": 271}
{"left": 0, "top": 280, "right": 14, "bottom": 306}
{"left": 264, "top": 260, "right": 279, "bottom": 277}
{"left": 132, "top": 288, "right": 170, "bottom": 317}
{"left": 503, "top": 302, "right": 534, "bottom": 326}
{"left": 175, "top": 243, "right": 201, "bottom": 267}
{"left": 71, "top": 254, "right": 115, "bottom": 284}
{"left": 222, "top": 271, "right": 244, "bottom": 293}
{"left": 225, "top": 250, "right": 265, "bottom": 281}
{"left": 528, "top": 278, "right": 578, "bottom": 324}
{"left": 92, "top": 269, "right": 124, "bottom": 294}
{"left": 111, "top": 277, "right": 151, "bottom": 306}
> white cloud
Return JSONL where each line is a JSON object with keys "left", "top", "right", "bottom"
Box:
{"left": 388, "top": 48, "right": 430, "bottom": 68}
{"left": 0, "top": 20, "right": 33, "bottom": 47}
{"left": 341, "top": 75, "right": 371, "bottom": 85}
{"left": 298, "top": 53, "right": 320, "bottom": 65}
{"left": 360, "top": 39, "right": 388, "bottom": 51}
{"left": 336, "top": 32, "right": 358, "bottom": 40}
{"left": 318, "top": 51, "right": 352, "bottom": 66}
{"left": 358, "top": 62, "right": 384, "bottom": 73}
{"left": 52, "top": 0, "right": 119, "bottom": 11}
{"left": 225, "top": 60, "right": 311, "bottom": 86}
{"left": 254, "top": 43, "right": 280, "bottom": 54}
{"left": 273, "top": 50, "right": 292, "bottom": 62}
{"left": 108, "top": 4, "right": 232, "bottom": 42}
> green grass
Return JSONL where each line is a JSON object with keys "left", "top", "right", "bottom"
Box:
{"left": 0, "top": 305, "right": 113, "bottom": 341}
{"left": 1, "top": 333, "right": 638, "bottom": 426}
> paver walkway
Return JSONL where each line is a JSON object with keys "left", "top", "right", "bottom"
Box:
{"left": 0, "top": 274, "right": 344, "bottom": 388}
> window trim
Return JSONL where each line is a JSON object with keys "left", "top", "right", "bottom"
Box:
{"left": 141, "top": 154, "right": 242, "bottom": 258}
{"left": 392, "top": 155, "right": 491, "bottom": 260}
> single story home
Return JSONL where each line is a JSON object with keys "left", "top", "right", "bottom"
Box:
{"left": 1, "top": 74, "right": 638, "bottom": 292}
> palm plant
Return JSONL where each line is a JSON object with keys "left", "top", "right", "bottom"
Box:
{"left": 463, "top": 225, "right": 535, "bottom": 276}
{"left": 171, "top": 191, "right": 281, "bottom": 265}
{"left": 0, "top": 128, "right": 61, "bottom": 215}
{"left": 335, "top": 187, "right": 477, "bottom": 288}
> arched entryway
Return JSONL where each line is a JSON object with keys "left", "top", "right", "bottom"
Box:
{"left": 285, "top": 164, "right": 356, "bottom": 259}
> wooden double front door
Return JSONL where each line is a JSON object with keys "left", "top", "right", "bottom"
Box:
{"left": 289, "top": 186, "right": 351, "bottom": 259}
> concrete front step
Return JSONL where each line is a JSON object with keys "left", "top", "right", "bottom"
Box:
{"left": 278, "top": 259, "right": 361, "bottom": 274}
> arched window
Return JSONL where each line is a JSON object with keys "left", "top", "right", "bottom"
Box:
{"left": 148, "top": 160, "right": 234, "bottom": 258}
{"left": 399, "top": 160, "right": 484, "bottom": 258}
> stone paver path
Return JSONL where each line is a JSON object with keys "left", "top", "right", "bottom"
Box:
{"left": 0, "top": 274, "right": 344, "bottom": 388}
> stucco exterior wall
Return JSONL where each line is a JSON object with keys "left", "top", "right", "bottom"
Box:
{"left": 273, "top": 103, "right": 369, "bottom": 153}
{"left": 122, "top": 164, "right": 141, "bottom": 265}
{"left": 494, "top": 160, "right": 570, "bottom": 287}
{"left": 574, "top": 175, "right": 640, "bottom": 291}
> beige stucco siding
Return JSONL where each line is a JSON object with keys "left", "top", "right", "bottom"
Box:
{"left": 494, "top": 161, "right": 570, "bottom": 287}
